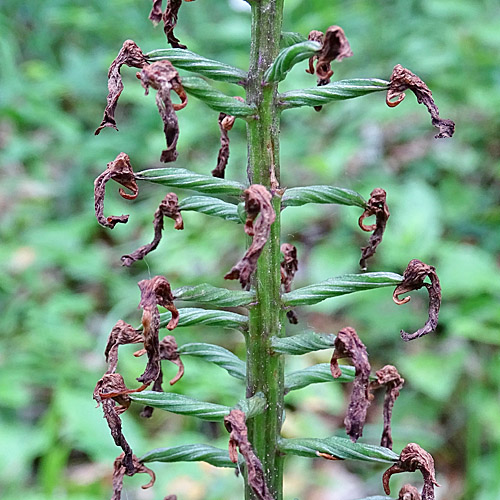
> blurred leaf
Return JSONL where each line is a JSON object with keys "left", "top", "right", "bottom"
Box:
{"left": 174, "top": 283, "right": 255, "bottom": 307}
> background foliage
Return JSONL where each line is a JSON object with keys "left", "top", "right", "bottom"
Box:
{"left": 1, "top": 1, "right": 499, "bottom": 499}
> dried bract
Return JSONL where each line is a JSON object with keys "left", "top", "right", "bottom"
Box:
{"left": 224, "top": 410, "right": 273, "bottom": 500}
{"left": 225, "top": 185, "right": 276, "bottom": 289}
{"left": 149, "top": 0, "right": 163, "bottom": 24}
{"left": 383, "top": 443, "right": 439, "bottom": 500}
{"left": 399, "top": 484, "right": 422, "bottom": 500}
{"left": 162, "top": 0, "right": 196, "bottom": 49}
{"left": 94, "top": 152, "right": 139, "bottom": 229}
{"left": 121, "top": 193, "right": 184, "bottom": 266}
{"left": 105, "top": 320, "right": 144, "bottom": 374}
{"left": 387, "top": 64, "right": 455, "bottom": 139}
{"left": 281, "top": 243, "right": 299, "bottom": 324}
{"left": 112, "top": 453, "right": 155, "bottom": 500}
{"left": 95, "top": 40, "right": 148, "bottom": 135}
{"left": 139, "top": 61, "right": 187, "bottom": 163}
{"left": 393, "top": 259, "right": 441, "bottom": 341}
{"left": 331, "top": 327, "right": 371, "bottom": 442}
{"left": 358, "top": 188, "right": 390, "bottom": 271}
{"left": 369, "top": 365, "right": 404, "bottom": 450}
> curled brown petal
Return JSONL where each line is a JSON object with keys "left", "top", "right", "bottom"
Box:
{"left": 393, "top": 259, "right": 441, "bottom": 341}
{"left": 369, "top": 365, "right": 404, "bottom": 450}
{"left": 399, "top": 484, "right": 422, "bottom": 500}
{"left": 224, "top": 185, "right": 276, "bottom": 289}
{"left": 149, "top": 0, "right": 163, "bottom": 24}
{"left": 94, "top": 152, "right": 139, "bottom": 229}
{"left": 95, "top": 40, "right": 149, "bottom": 135}
{"left": 358, "top": 188, "right": 390, "bottom": 271}
{"left": 163, "top": 0, "right": 195, "bottom": 49}
{"left": 383, "top": 443, "right": 439, "bottom": 500}
{"left": 104, "top": 320, "right": 144, "bottom": 374}
{"left": 224, "top": 410, "right": 273, "bottom": 500}
{"left": 121, "top": 193, "right": 184, "bottom": 266}
{"left": 330, "top": 327, "right": 371, "bottom": 442}
{"left": 281, "top": 243, "right": 299, "bottom": 324}
{"left": 387, "top": 64, "right": 455, "bottom": 139}
{"left": 112, "top": 453, "right": 155, "bottom": 500}
{"left": 139, "top": 61, "right": 187, "bottom": 163}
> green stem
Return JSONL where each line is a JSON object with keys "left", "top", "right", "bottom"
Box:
{"left": 245, "top": 1, "right": 284, "bottom": 499}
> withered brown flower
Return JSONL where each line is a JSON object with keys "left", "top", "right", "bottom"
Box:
{"left": 387, "top": 64, "right": 455, "bottom": 139}
{"left": 161, "top": 0, "right": 196, "bottom": 49}
{"left": 224, "top": 409, "right": 273, "bottom": 500}
{"left": 359, "top": 188, "right": 390, "bottom": 271}
{"left": 139, "top": 61, "right": 188, "bottom": 163}
{"left": 369, "top": 365, "right": 404, "bottom": 450}
{"left": 383, "top": 443, "right": 439, "bottom": 500}
{"left": 149, "top": 0, "right": 163, "bottom": 24}
{"left": 104, "top": 320, "right": 144, "bottom": 374}
{"left": 95, "top": 40, "right": 149, "bottom": 135}
{"left": 112, "top": 453, "right": 155, "bottom": 500}
{"left": 330, "top": 327, "right": 371, "bottom": 442}
{"left": 399, "top": 484, "right": 422, "bottom": 500}
{"left": 393, "top": 259, "right": 441, "bottom": 341}
{"left": 121, "top": 193, "right": 184, "bottom": 266}
{"left": 94, "top": 152, "right": 139, "bottom": 229}
{"left": 281, "top": 243, "right": 299, "bottom": 324}
{"left": 225, "top": 185, "right": 276, "bottom": 289}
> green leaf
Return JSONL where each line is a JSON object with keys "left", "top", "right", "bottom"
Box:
{"left": 271, "top": 331, "right": 336, "bottom": 355}
{"left": 135, "top": 167, "right": 245, "bottom": 197}
{"left": 280, "top": 31, "right": 307, "bottom": 48}
{"left": 282, "top": 185, "right": 367, "bottom": 209}
{"left": 179, "top": 195, "right": 242, "bottom": 223}
{"left": 285, "top": 364, "right": 356, "bottom": 393}
{"left": 140, "top": 443, "right": 238, "bottom": 468}
{"left": 173, "top": 283, "right": 255, "bottom": 307}
{"left": 282, "top": 272, "right": 403, "bottom": 306}
{"left": 146, "top": 48, "right": 247, "bottom": 85}
{"left": 178, "top": 342, "right": 246, "bottom": 380}
{"left": 234, "top": 392, "right": 267, "bottom": 418}
{"left": 278, "top": 436, "right": 398, "bottom": 463}
{"left": 264, "top": 41, "right": 320, "bottom": 83}
{"left": 279, "top": 79, "right": 389, "bottom": 109}
{"left": 181, "top": 76, "right": 256, "bottom": 116}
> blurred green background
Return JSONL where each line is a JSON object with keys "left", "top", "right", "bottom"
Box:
{"left": 1, "top": 0, "right": 499, "bottom": 499}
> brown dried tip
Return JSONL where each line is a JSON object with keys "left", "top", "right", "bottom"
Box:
{"left": 94, "top": 152, "right": 139, "bottom": 229}
{"left": 149, "top": 0, "right": 163, "bottom": 24}
{"left": 104, "top": 320, "right": 144, "bottom": 374}
{"left": 369, "top": 365, "right": 404, "bottom": 450}
{"left": 358, "top": 188, "right": 390, "bottom": 271}
{"left": 387, "top": 64, "right": 455, "bottom": 139}
{"left": 383, "top": 443, "right": 439, "bottom": 500}
{"left": 112, "top": 452, "right": 155, "bottom": 500}
{"left": 393, "top": 259, "right": 441, "bottom": 341}
{"left": 224, "top": 185, "right": 276, "bottom": 289}
{"left": 139, "top": 60, "right": 187, "bottom": 163}
{"left": 95, "top": 40, "right": 149, "bottom": 135}
{"left": 224, "top": 410, "right": 273, "bottom": 500}
{"left": 281, "top": 243, "right": 299, "bottom": 324}
{"left": 121, "top": 193, "right": 184, "bottom": 266}
{"left": 162, "top": 0, "right": 196, "bottom": 49}
{"left": 330, "top": 327, "right": 371, "bottom": 442}
{"left": 399, "top": 484, "right": 422, "bottom": 500}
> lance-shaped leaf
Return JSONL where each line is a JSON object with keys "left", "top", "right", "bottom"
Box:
{"left": 393, "top": 259, "right": 441, "bottom": 341}
{"left": 173, "top": 283, "right": 255, "bottom": 307}
{"left": 139, "top": 60, "right": 187, "bottom": 163}
{"left": 94, "top": 152, "right": 139, "bottom": 229}
{"left": 104, "top": 320, "right": 143, "bottom": 374}
{"left": 264, "top": 41, "right": 321, "bottom": 83}
{"left": 225, "top": 185, "right": 276, "bottom": 289}
{"left": 112, "top": 453, "right": 155, "bottom": 500}
{"left": 178, "top": 195, "right": 241, "bottom": 223}
{"left": 283, "top": 272, "right": 403, "bottom": 307}
{"left": 95, "top": 40, "right": 148, "bottom": 135}
{"left": 136, "top": 167, "right": 245, "bottom": 197}
{"left": 140, "top": 443, "right": 239, "bottom": 468}
{"left": 281, "top": 243, "right": 299, "bottom": 324}
{"left": 280, "top": 79, "right": 389, "bottom": 110}
{"left": 271, "top": 331, "right": 336, "bottom": 355}
{"left": 181, "top": 76, "right": 256, "bottom": 116}
{"left": 154, "top": 307, "right": 248, "bottom": 331}
{"left": 285, "top": 364, "right": 357, "bottom": 393}
{"left": 177, "top": 342, "right": 246, "bottom": 380}
{"left": 278, "top": 436, "right": 398, "bottom": 464}
{"left": 359, "top": 188, "right": 390, "bottom": 271}
{"left": 147, "top": 48, "right": 247, "bottom": 84}
{"left": 280, "top": 31, "right": 307, "bottom": 48}
{"left": 121, "top": 193, "right": 183, "bottom": 266}
{"left": 282, "top": 185, "right": 367, "bottom": 209}
{"left": 386, "top": 64, "right": 455, "bottom": 139}
{"left": 383, "top": 443, "right": 439, "bottom": 500}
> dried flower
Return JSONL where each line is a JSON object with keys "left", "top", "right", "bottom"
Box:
{"left": 121, "top": 193, "right": 184, "bottom": 266}
{"left": 359, "top": 188, "right": 390, "bottom": 271}
{"left": 399, "top": 484, "right": 422, "bottom": 500}
{"left": 331, "top": 327, "right": 371, "bottom": 442}
{"left": 387, "top": 64, "right": 455, "bottom": 139}
{"left": 112, "top": 453, "right": 155, "bottom": 500}
{"left": 139, "top": 60, "right": 187, "bottom": 163}
{"left": 393, "top": 259, "right": 441, "bottom": 341}
{"left": 95, "top": 40, "right": 148, "bottom": 135}
{"left": 383, "top": 443, "right": 439, "bottom": 500}
{"left": 149, "top": 0, "right": 163, "bottom": 24}
{"left": 280, "top": 243, "right": 299, "bottom": 324}
{"left": 162, "top": 0, "right": 196, "bottom": 49}
{"left": 225, "top": 185, "right": 276, "bottom": 289}
{"left": 104, "top": 320, "right": 144, "bottom": 374}
{"left": 94, "top": 152, "right": 139, "bottom": 229}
